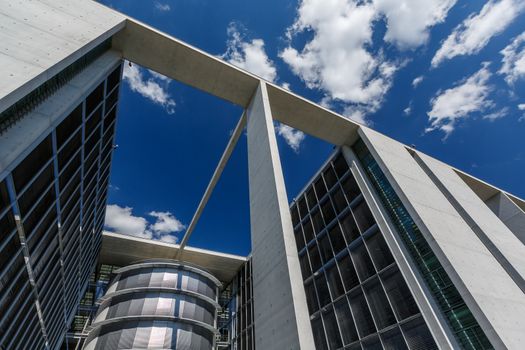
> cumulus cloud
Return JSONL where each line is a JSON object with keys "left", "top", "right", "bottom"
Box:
{"left": 412, "top": 76, "right": 424, "bottom": 88}
{"left": 426, "top": 63, "right": 494, "bottom": 135}
{"left": 499, "top": 32, "right": 525, "bottom": 85}
{"left": 105, "top": 204, "right": 185, "bottom": 243}
{"left": 275, "top": 124, "right": 306, "bottom": 153}
{"left": 280, "top": 0, "right": 401, "bottom": 124}
{"left": 222, "top": 23, "right": 277, "bottom": 82}
{"left": 518, "top": 103, "right": 525, "bottom": 110}
{"left": 374, "top": 0, "right": 457, "bottom": 48}
{"left": 432, "top": 0, "right": 525, "bottom": 68}
{"left": 123, "top": 62, "right": 176, "bottom": 114}
{"left": 154, "top": 2, "right": 171, "bottom": 11}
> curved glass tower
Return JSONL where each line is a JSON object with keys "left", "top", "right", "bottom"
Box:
{"left": 84, "top": 260, "right": 221, "bottom": 350}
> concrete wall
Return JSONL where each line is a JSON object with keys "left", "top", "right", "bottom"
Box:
{"left": 246, "top": 82, "right": 315, "bottom": 350}
{"left": 486, "top": 192, "right": 525, "bottom": 245}
{"left": 359, "top": 126, "right": 525, "bottom": 349}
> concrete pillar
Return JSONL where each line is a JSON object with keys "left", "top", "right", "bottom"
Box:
{"left": 246, "top": 81, "right": 315, "bottom": 350}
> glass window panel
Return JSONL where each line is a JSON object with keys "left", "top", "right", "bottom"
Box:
{"left": 309, "top": 244, "right": 322, "bottom": 272}
{"left": 311, "top": 209, "right": 325, "bottom": 234}
{"left": 328, "top": 223, "right": 346, "bottom": 254}
{"left": 337, "top": 254, "right": 359, "bottom": 292}
{"left": 311, "top": 315, "right": 328, "bottom": 350}
{"left": 303, "top": 219, "right": 315, "bottom": 244}
{"left": 305, "top": 280, "right": 319, "bottom": 314}
{"left": 291, "top": 205, "right": 300, "bottom": 227}
{"left": 298, "top": 196, "right": 308, "bottom": 219}
{"left": 315, "top": 273, "right": 331, "bottom": 308}
{"left": 294, "top": 226, "right": 306, "bottom": 252}
{"left": 324, "top": 167, "right": 338, "bottom": 190}
{"left": 333, "top": 154, "right": 349, "bottom": 178}
{"left": 331, "top": 186, "right": 348, "bottom": 214}
{"left": 314, "top": 178, "right": 327, "bottom": 200}
{"left": 334, "top": 298, "right": 358, "bottom": 345}
{"left": 300, "top": 252, "right": 312, "bottom": 279}
{"left": 365, "top": 231, "right": 394, "bottom": 271}
{"left": 318, "top": 233, "right": 333, "bottom": 264}
{"left": 341, "top": 176, "right": 360, "bottom": 202}
{"left": 353, "top": 201, "right": 375, "bottom": 233}
{"left": 381, "top": 267, "right": 419, "bottom": 321}
{"left": 350, "top": 241, "right": 375, "bottom": 281}
{"left": 361, "top": 335, "right": 382, "bottom": 350}
{"left": 326, "top": 262, "right": 344, "bottom": 300}
{"left": 363, "top": 277, "right": 396, "bottom": 330}
{"left": 306, "top": 187, "right": 317, "bottom": 210}
{"left": 321, "top": 199, "right": 336, "bottom": 226}
{"left": 340, "top": 212, "right": 360, "bottom": 243}
{"left": 348, "top": 288, "right": 376, "bottom": 337}
{"left": 322, "top": 307, "right": 343, "bottom": 350}
{"left": 381, "top": 326, "right": 408, "bottom": 350}
{"left": 401, "top": 316, "right": 438, "bottom": 350}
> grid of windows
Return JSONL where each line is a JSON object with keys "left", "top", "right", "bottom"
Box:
{"left": 0, "top": 62, "right": 121, "bottom": 350}
{"left": 290, "top": 152, "right": 438, "bottom": 350}
{"left": 353, "top": 140, "right": 493, "bottom": 350}
{"left": 218, "top": 259, "right": 255, "bottom": 350}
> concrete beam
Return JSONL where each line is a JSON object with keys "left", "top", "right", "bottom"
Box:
{"left": 246, "top": 81, "right": 315, "bottom": 350}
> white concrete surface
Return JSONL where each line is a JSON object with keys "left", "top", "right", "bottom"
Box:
{"left": 360, "top": 127, "right": 525, "bottom": 349}
{"left": 246, "top": 82, "right": 315, "bottom": 350}
{"left": 0, "top": 0, "right": 126, "bottom": 114}
{"left": 486, "top": 192, "right": 525, "bottom": 244}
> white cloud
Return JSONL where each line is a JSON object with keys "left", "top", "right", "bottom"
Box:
{"left": 404, "top": 101, "right": 412, "bottom": 115}
{"left": 518, "top": 103, "right": 525, "bottom": 110}
{"left": 123, "top": 62, "right": 176, "bottom": 114}
{"left": 426, "top": 63, "right": 493, "bottom": 135}
{"left": 499, "top": 32, "right": 525, "bottom": 84}
{"left": 149, "top": 211, "right": 186, "bottom": 233}
{"left": 432, "top": 0, "right": 525, "bottom": 68}
{"left": 412, "top": 76, "right": 424, "bottom": 88}
{"left": 104, "top": 204, "right": 185, "bottom": 243}
{"left": 482, "top": 107, "right": 508, "bottom": 121}
{"left": 222, "top": 23, "right": 277, "bottom": 82}
{"left": 154, "top": 2, "right": 171, "bottom": 11}
{"left": 280, "top": 0, "right": 401, "bottom": 124}
{"left": 276, "top": 124, "right": 306, "bottom": 153}
{"left": 374, "top": 0, "right": 457, "bottom": 48}
{"left": 105, "top": 204, "right": 151, "bottom": 239}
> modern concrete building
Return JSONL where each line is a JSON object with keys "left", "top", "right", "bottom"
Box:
{"left": 0, "top": 1, "right": 524, "bottom": 349}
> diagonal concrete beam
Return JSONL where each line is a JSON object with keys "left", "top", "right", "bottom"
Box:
{"left": 176, "top": 112, "right": 247, "bottom": 259}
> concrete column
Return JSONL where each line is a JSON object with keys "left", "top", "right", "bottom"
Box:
{"left": 246, "top": 81, "right": 315, "bottom": 350}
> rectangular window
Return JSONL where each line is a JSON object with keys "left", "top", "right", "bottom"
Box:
{"left": 328, "top": 223, "right": 346, "bottom": 254}
{"left": 334, "top": 298, "right": 358, "bottom": 345}
{"left": 341, "top": 176, "right": 360, "bottom": 202}
{"left": 314, "top": 177, "right": 327, "bottom": 200}
{"left": 311, "top": 315, "right": 328, "bottom": 350}
{"left": 322, "top": 306, "right": 343, "bottom": 350}
{"left": 337, "top": 254, "right": 359, "bottom": 292}
{"left": 318, "top": 233, "right": 333, "bottom": 264}
{"left": 362, "top": 277, "right": 396, "bottom": 330}
{"left": 348, "top": 288, "right": 376, "bottom": 337}
{"left": 365, "top": 231, "right": 394, "bottom": 271}
{"left": 381, "top": 267, "right": 419, "bottom": 321}
{"left": 315, "top": 273, "right": 331, "bottom": 308}
{"left": 326, "top": 261, "right": 344, "bottom": 300}
{"left": 333, "top": 154, "right": 349, "bottom": 179}
{"left": 331, "top": 186, "right": 348, "bottom": 214}
{"left": 323, "top": 167, "right": 338, "bottom": 190}
{"left": 321, "top": 199, "right": 336, "bottom": 226}
{"left": 309, "top": 244, "right": 322, "bottom": 273}
{"left": 340, "top": 212, "right": 360, "bottom": 243}
{"left": 350, "top": 241, "right": 375, "bottom": 281}
{"left": 353, "top": 200, "right": 375, "bottom": 233}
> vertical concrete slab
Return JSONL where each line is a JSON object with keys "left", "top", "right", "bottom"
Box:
{"left": 359, "top": 127, "right": 525, "bottom": 350}
{"left": 246, "top": 82, "right": 315, "bottom": 350}
{"left": 486, "top": 192, "right": 525, "bottom": 244}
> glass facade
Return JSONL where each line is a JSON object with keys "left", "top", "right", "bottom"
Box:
{"left": 0, "top": 58, "right": 121, "bottom": 349}
{"left": 218, "top": 259, "right": 255, "bottom": 350}
{"left": 290, "top": 152, "right": 438, "bottom": 350}
{"left": 84, "top": 260, "right": 220, "bottom": 350}
{"left": 353, "top": 139, "right": 493, "bottom": 350}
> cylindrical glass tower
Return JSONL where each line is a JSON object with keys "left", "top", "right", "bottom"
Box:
{"left": 84, "top": 260, "right": 221, "bottom": 350}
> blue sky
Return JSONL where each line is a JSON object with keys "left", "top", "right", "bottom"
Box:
{"left": 102, "top": 0, "right": 525, "bottom": 256}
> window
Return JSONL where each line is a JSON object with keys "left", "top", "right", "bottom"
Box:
{"left": 299, "top": 252, "right": 311, "bottom": 279}
{"left": 291, "top": 205, "right": 300, "bottom": 227}
{"left": 86, "top": 82, "right": 104, "bottom": 116}
{"left": 303, "top": 219, "right": 315, "bottom": 243}
{"left": 341, "top": 176, "right": 360, "bottom": 202}
{"left": 353, "top": 200, "right": 375, "bottom": 233}
{"left": 326, "top": 261, "right": 344, "bottom": 300}
{"left": 311, "top": 209, "right": 325, "bottom": 234}
{"left": 348, "top": 288, "right": 376, "bottom": 337}
{"left": 331, "top": 186, "right": 348, "bottom": 214}
{"left": 306, "top": 187, "right": 317, "bottom": 210}
{"left": 381, "top": 267, "right": 419, "bottom": 321}
{"left": 334, "top": 298, "right": 358, "bottom": 345}
{"left": 322, "top": 306, "right": 342, "bottom": 350}
{"left": 305, "top": 280, "right": 319, "bottom": 314}
{"left": 13, "top": 136, "right": 53, "bottom": 192}
{"left": 323, "top": 167, "right": 338, "bottom": 190}
{"left": 361, "top": 335, "right": 382, "bottom": 350}
{"left": 318, "top": 233, "right": 333, "bottom": 264}
{"left": 314, "top": 177, "right": 327, "bottom": 200}
{"left": 56, "top": 104, "right": 82, "bottom": 149}
{"left": 337, "top": 254, "right": 359, "bottom": 292}
{"left": 328, "top": 224, "right": 346, "bottom": 254}
{"left": 401, "top": 317, "right": 438, "bottom": 350}
{"left": 308, "top": 244, "right": 322, "bottom": 272}
{"left": 321, "top": 199, "right": 336, "bottom": 226}
{"left": 333, "top": 154, "right": 349, "bottom": 178}
{"left": 381, "top": 326, "right": 408, "bottom": 350}
{"left": 350, "top": 241, "right": 375, "bottom": 281}
{"left": 294, "top": 226, "right": 306, "bottom": 252}
{"left": 315, "top": 273, "right": 331, "bottom": 307}
{"left": 298, "top": 196, "right": 308, "bottom": 219}
{"left": 311, "top": 315, "right": 328, "bottom": 350}
{"left": 363, "top": 277, "right": 396, "bottom": 329}
{"left": 340, "top": 212, "right": 360, "bottom": 243}
{"left": 365, "top": 231, "right": 394, "bottom": 271}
